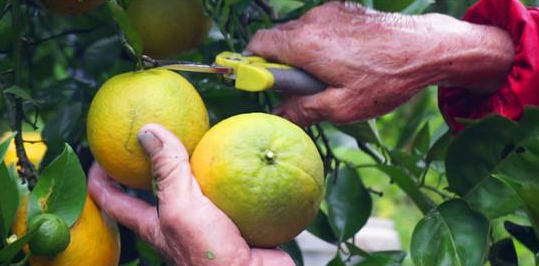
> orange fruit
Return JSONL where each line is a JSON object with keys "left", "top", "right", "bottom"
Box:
{"left": 191, "top": 113, "right": 325, "bottom": 247}
{"left": 12, "top": 195, "right": 120, "bottom": 266}
{"left": 87, "top": 68, "right": 209, "bottom": 188}
{"left": 126, "top": 0, "right": 211, "bottom": 59}
{"left": 40, "top": 0, "right": 104, "bottom": 15}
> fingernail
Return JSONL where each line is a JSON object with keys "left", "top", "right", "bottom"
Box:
{"left": 138, "top": 130, "right": 162, "bottom": 155}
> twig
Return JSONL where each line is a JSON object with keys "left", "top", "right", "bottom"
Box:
{"left": 0, "top": 69, "right": 14, "bottom": 76}
{"left": 23, "top": 139, "right": 44, "bottom": 144}
{"left": 261, "top": 91, "right": 273, "bottom": 112}
{"left": 421, "top": 185, "right": 451, "bottom": 200}
{"left": 0, "top": 1, "right": 10, "bottom": 20}
{"left": 11, "top": 0, "right": 37, "bottom": 186}
{"left": 0, "top": 27, "right": 99, "bottom": 54}
{"left": 356, "top": 140, "right": 384, "bottom": 163}
{"left": 368, "top": 188, "right": 383, "bottom": 197}
{"left": 254, "top": 0, "right": 277, "bottom": 20}
{"left": 23, "top": 107, "right": 39, "bottom": 130}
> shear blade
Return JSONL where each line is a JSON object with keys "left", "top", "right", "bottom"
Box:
{"left": 161, "top": 63, "right": 233, "bottom": 75}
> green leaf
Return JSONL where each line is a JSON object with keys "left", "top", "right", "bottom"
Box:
{"left": 203, "top": 89, "right": 264, "bottom": 125}
{"left": 425, "top": 131, "right": 453, "bottom": 164}
{"left": 0, "top": 219, "right": 43, "bottom": 264}
{"left": 107, "top": 0, "right": 143, "bottom": 60}
{"left": 504, "top": 221, "right": 539, "bottom": 253}
{"left": 411, "top": 199, "right": 490, "bottom": 266}
{"left": 445, "top": 114, "right": 524, "bottom": 218}
{"left": 411, "top": 122, "right": 430, "bottom": 156}
{"left": 135, "top": 238, "right": 163, "bottom": 266}
{"left": 354, "top": 251, "right": 407, "bottom": 266}
{"left": 306, "top": 211, "right": 338, "bottom": 244}
{"left": 41, "top": 103, "right": 83, "bottom": 168}
{"left": 376, "top": 165, "right": 435, "bottom": 213}
{"left": 0, "top": 163, "right": 19, "bottom": 244}
{"left": 389, "top": 150, "right": 423, "bottom": 177}
{"left": 373, "top": 0, "right": 416, "bottom": 11}
{"left": 280, "top": 240, "right": 303, "bottom": 266}
{"left": 224, "top": 0, "right": 247, "bottom": 5}
{"left": 326, "top": 166, "right": 372, "bottom": 242}
{"left": 488, "top": 238, "right": 518, "bottom": 266}
{"left": 0, "top": 133, "right": 18, "bottom": 245}
{"left": 446, "top": 114, "right": 519, "bottom": 195}
{"left": 494, "top": 132, "right": 539, "bottom": 240}
{"left": 28, "top": 144, "right": 87, "bottom": 227}
{"left": 337, "top": 120, "right": 383, "bottom": 146}
{"left": 2, "top": 86, "right": 34, "bottom": 103}
{"left": 463, "top": 177, "right": 521, "bottom": 219}
{"left": 0, "top": 132, "right": 14, "bottom": 162}
{"left": 402, "top": 0, "right": 435, "bottom": 14}
{"left": 346, "top": 242, "right": 370, "bottom": 257}
{"left": 120, "top": 259, "right": 140, "bottom": 266}
{"left": 269, "top": 0, "right": 304, "bottom": 16}
{"left": 41, "top": 101, "right": 82, "bottom": 163}
{"left": 327, "top": 254, "right": 346, "bottom": 266}
{"left": 359, "top": 0, "right": 373, "bottom": 8}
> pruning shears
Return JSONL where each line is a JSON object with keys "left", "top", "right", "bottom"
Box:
{"left": 143, "top": 51, "right": 326, "bottom": 95}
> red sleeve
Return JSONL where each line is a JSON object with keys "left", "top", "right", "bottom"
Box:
{"left": 438, "top": 0, "right": 539, "bottom": 132}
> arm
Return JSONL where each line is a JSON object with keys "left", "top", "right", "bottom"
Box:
{"left": 247, "top": 2, "right": 514, "bottom": 126}
{"left": 88, "top": 124, "right": 294, "bottom": 266}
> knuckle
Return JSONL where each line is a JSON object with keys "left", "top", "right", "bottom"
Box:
{"left": 139, "top": 223, "right": 161, "bottom": 244}
{"left": 343, "top": 2, "right": 366, "bottom": 13}
{"left": 294, "top": 99, "right": 319, "bottom": 126}
{"left": 151, "top": 152, "right": 189, "bottom": 181}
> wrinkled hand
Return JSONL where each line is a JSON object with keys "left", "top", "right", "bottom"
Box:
{"left": 247, "top": 2, "right": 514, "bottom": 126}
{"left": 88, "top": 124, "right": 293, "bottom": 266}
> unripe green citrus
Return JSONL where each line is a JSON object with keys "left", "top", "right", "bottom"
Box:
{"left": 126, "top": 0, "right": 211, "bottom": 59}
{"left": 28, "top": 214, "right": 71, "bottom": 258}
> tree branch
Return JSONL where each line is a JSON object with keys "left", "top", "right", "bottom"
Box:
{"left": 0, "top": 27, "right": 99, "bottom": 54}
{"left": 11, "top": 0, "right": 37, "bottom": 187}
{"left": 254, "top": 0, "right": 277, "bottom": 20}
{"left": 0, "top": 1, "right": 10, "bottom": 20}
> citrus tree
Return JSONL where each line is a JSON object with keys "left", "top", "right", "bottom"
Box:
{"left": 1, "top": 0, "right": 539, "bottom": 266}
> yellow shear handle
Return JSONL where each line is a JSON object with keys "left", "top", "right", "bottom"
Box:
{"left": 215, "top": 52, "right": 290, "bottom": 92}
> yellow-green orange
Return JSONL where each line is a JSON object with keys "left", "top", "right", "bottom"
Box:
{"left": 126, "top": 0, "right": 211, "bottom": 59}
{"left": 40, "top": 0, "right": 105, "bottom": 15}
{"left": 12, "top": 195, "right": 120, "bottom": 266}
{"left": 191, "top": 113, "right": 324, "bottom": 247}
{"left": 87, "top": 68, "right": 209, "bottom": 188}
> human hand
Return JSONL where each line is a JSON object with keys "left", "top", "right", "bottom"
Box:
{"left": 247, "top": 2, "right": 514, "bottom": 126}
{"left": 88, "top": 124, "right": 294, "bottom": 266}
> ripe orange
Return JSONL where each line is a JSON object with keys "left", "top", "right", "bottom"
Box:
{"left": 191, "top": 113, "right": 325, "bottom": 247}
{"left": 12, "top": 195, "right": 120, "bottom": 266}
{"left": 87, "top": 68, "right": 209, "bottom": 188}
{"left": 126, "top": 0, "right": 212, "bottom": 59}
{"left": 40, "top": 0, "right": 105, "bottom": 15}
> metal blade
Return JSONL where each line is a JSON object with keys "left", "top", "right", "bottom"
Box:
{"left": 161, "top": 63, "right": 233, "bottom": 75}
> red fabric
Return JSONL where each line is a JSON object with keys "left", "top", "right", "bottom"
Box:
{"left": 438, "top": 0, "right": 539, "bottom": 132}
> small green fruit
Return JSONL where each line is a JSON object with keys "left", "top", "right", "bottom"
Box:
{"left": 28, "top": 213, "right": 71, "bottom": 258}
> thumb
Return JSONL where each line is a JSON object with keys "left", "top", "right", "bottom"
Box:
{"left": 274, "top": 87, "right": 355, "bottom": 127}
{"left": 137, "top": 124, "right": 203, "bottom": 209}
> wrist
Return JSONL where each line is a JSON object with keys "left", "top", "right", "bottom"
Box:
{"left": 430, "top": 14, "right": 514, "bottom": 94}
